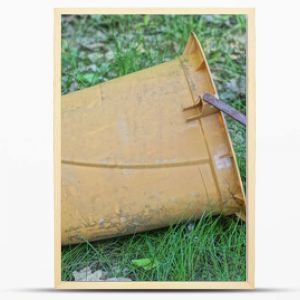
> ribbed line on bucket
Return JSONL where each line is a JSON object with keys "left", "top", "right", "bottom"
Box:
{"left": 61, "top": 157, "right": 210, "bottom": 169}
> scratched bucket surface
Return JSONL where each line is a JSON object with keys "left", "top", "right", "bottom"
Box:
{"left": 61, "top": 33, "right": 246, "bottom": 245}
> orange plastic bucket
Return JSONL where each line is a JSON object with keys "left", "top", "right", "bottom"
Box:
{"left": 61, "top": 33, "right": 246, "bottom": 245}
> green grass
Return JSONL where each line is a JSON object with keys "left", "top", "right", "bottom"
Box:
{"left": 62, "top": 215, "right": 246, "bottom": 281}
{"left": 61, "top": 14, "right": 247, "bottom": 281}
